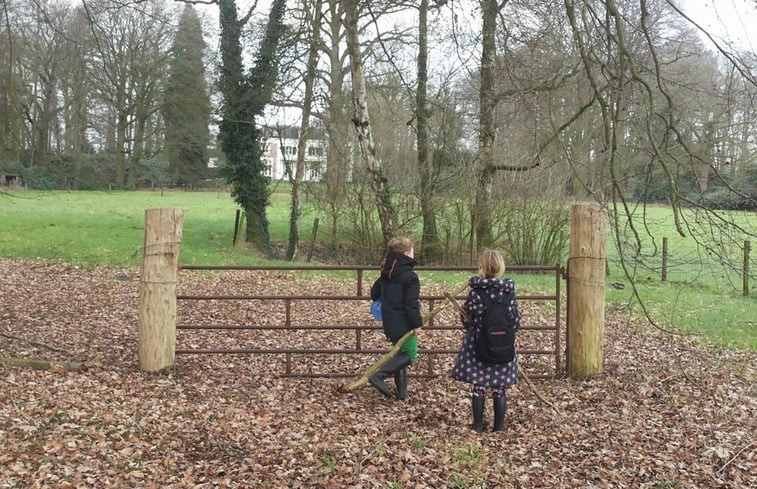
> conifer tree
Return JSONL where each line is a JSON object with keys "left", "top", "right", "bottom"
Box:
{"left": 163, "top": 5, "right": 211, "bottom": 186}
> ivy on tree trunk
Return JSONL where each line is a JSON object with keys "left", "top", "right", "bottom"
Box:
{"left": 218, "top": 0, "right": 286, "bottom": 254}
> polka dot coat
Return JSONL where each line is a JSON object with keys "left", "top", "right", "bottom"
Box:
{"left": 451, "top": 276, "right": 521, "bottom": 388}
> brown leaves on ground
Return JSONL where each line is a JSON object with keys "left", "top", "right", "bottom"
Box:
{"left": 0, "top": 259, "right": 754, "bottom": 488}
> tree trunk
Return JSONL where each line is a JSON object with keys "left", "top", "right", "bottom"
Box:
{"left": 127, "top": 113, "right": 147, "bottom": 188}
{"left": 218, "top": 0, "right": 285, "bottom": 255}
{"left": 287, "top": 0, "right": 322, "bottom": 261}
{"left": 33, "top": 69, "right": 56, "bottom": 167}
{"left": 417, "top": 0, "right": 441, "bottom": 263}
{"left": 474, "top": 0, "right": 500, "bottom": 249}
{"left": 322, "top": 0, "right": 350, "bottom": 243}
{"left": 344, "top": 0, "right": 397, "bottom": 244}
{"left": 115, "top": 109, "right": 128, "bottom": 186}
{"left": 244, "top": 202, "right": 269, "bottom": 252}
{"left": 695, "top": 120, "right": 717, "bottom": 192}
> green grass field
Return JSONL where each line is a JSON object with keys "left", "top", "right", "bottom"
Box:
{"left": 601, "top": 204, "right": 756, "bottom": 349}
{"left": 0, "top": 189, "right": 304, "bottom": 266}
{"left": 1, "top": 189, "right": 754, "bottom": 349}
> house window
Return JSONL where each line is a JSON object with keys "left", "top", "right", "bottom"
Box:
{"left": 307, "top": 146, "right": 323, "bottom": 157}
{"left": 308, "top": 162, "right": 323, "bottom": 178}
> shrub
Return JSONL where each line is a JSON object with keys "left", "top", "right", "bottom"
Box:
{"left": 701, "top": 168, "right": 757, "bottom": 211}
{"left": 494, "top": 200, "right": 570, "bottom": 265}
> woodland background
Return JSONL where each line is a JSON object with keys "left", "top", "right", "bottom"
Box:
{"left": 1, "top": 0, "right": 755, "bottom": 263}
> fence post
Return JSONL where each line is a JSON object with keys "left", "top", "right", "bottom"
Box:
{"left": 744, "top": 240, "right": 751, "bottom": 297}
{"left": 138, "top": 208, "right": 183, "bottom": 372}
{"left": 232, "top": 209, "right": 241, "bottom": 246}
{"left": 307, "top": 217, "right": 320, "bottom": 262}
{"left": 661, "top": 237, "right": 668, "bottom": 282}
{"left": 567, "top": 203, "right": 607, "bottom": 378}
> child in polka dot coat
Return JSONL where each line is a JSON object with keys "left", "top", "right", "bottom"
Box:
{"left": 451, "top": 249, "right": 521, "bottom": 432}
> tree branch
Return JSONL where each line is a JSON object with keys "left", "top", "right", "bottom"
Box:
{"left": 0, "top": 356, "right": 86, "bottom": 372}
{"left": 0, "top": 332, "right": 70, "bottom": 354}
{"left": 715, "top": 440, "right": 755, "bottom": 476}
{"left": 664, "top": 0, "right": 756, "bottom": 87}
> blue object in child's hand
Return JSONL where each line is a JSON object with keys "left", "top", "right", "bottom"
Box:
{"left": 370, "top": 300, "right": 383, "bottom": 320}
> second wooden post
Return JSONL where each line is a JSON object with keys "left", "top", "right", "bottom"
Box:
{"left": 567, "top": 203, "right": 607, "bottom": 378}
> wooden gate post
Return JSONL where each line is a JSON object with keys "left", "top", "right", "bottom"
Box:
{"left": 567, "top": 203, "right": 607, "bottom": 378}
{"left": 138, "top": 208, "right": 184, "bottom": 372}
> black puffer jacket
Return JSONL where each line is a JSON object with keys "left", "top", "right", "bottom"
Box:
{"left": 370, "top": 251, "right": 422, "bottom": 343}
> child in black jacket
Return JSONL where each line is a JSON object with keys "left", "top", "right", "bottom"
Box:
{"left": 369, "top": 236, "right": 423, "bottom": 400}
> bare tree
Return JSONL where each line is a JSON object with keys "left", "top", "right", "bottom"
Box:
{"left": 344, "top": 0, "right": 398, "bottom": 244}
{"left": 472, "top": 0, "right": 506, "bottom": 248}
{"left": 286, "top": 0, "right": 323, "bottom": 261}
{"left": 83, "top": 0, "right": 172, "bottom": 187}
{"left": 59, "top": 7, "right": 93, "bottom": 185}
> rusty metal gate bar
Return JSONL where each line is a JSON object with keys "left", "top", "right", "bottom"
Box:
{"left": 176, "top": 264, "right": 564, "bottom": 378}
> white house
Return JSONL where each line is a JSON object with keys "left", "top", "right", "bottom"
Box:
{"left": 260, "top": 126, "right": 327, "bottom": 182}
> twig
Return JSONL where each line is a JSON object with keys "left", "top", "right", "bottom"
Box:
{"left": 443, "top": 291, "right": 469, "bottom": 322}
{"left": 715, "top": 440, "right": 755, "bottom": 476}
{"left": 214, "top": 434, "right": 246, "bottom": 459}
{"left": 517, "top": 367, "right": 561, "bottom": 415}
{"left": 671, "top": 344, "right": 721, "bottom": 406}
{"left": 444, "top": 292, "right": 562, "bottom": 415}
{"left": 353, "top": 438, "right": 389, "bottom": 477}
{"left": 0, "top": 332, "right": 70, "bottom": 355}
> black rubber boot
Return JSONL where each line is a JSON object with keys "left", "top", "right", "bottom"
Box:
{"left": 394, "top": 367, "right": 408, "bottom": 400}
{"left": 369, "top": 353, "right": 411, "bottom": 399}
{"left": 471, "top": 395, "right": 486, "bottom": 433}
{"left": 493, "top": 395, "right": 507, "bottom": 432}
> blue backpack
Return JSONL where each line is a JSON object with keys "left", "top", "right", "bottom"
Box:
{"left": 370, "top": 300, "right": 383, "bottom": 320}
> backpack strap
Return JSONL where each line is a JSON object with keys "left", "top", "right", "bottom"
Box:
{"left": 477, "top": 290, "right": 500, "bottom": 324}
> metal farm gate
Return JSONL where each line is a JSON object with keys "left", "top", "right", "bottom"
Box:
{"left": 175, "top": 264, "right": 565, "bottom": 379}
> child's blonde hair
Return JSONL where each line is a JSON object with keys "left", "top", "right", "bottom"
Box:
{"left": 387, "top": 236, "right": 414, "bottom": 254}
{"left": 479, "top": 249, "right": 505, "bottom": 278}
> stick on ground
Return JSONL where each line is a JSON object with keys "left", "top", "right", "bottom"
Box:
{"left": 0, "top": 356, "right": 87, "bottom": 372}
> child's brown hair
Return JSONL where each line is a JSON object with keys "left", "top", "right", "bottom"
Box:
{"left": 387, "top": 236, "right": 414, "bottom": 254}
{"left": 478, "top": 249, "right": 505, "bottom": 278}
